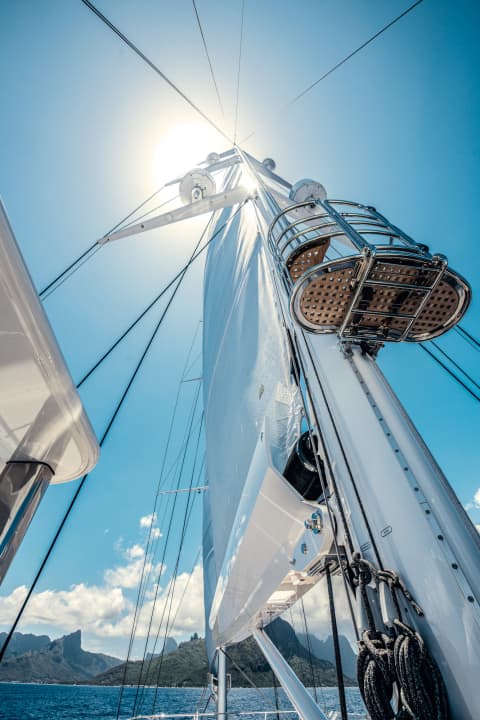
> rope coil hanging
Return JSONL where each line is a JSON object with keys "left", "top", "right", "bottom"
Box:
{"left": 353, "top": 555, "right": 450, "bottom": 720}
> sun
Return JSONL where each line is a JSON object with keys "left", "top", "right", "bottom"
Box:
{"left": 152, "top": 122, "right": 223, "bottom": 187}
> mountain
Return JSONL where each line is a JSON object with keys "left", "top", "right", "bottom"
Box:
{"left": 91, "top": 618, "right": 356, "bottom": 687}
{"left": 0, "top": 631, "right": 51, "bottom": 659}
{"left": 0, "top": 630, "right": 122, "bottom": 683}
{"left": 146, "top": 637, "right": 178, "bottom": 659}
{"left": 297, "top": 633, "right": 357, "bottom": 680}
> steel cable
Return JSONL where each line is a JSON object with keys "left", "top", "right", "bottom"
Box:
{"left": 299, "top": 597, "right": 318, "bottom": 702}
{"left": 233, "top": 0, "right": 245, "bottom": 144}
{"left": 325, "top": 563, "right": 348, "bottom": 720}
{"left": 76, "top": 202, "right": 247, "bottom": 389}
{"left": 455, "top": 324, "right": 480, "bottom": 351}
{"left": 151, "top": 471, "right": 203, "bottom": 712}
{"left": 150, "top": 417, "right": 205, "bottom": 699}
{"left": 127, "top": 385, "right": 202, "bottom": 717}
{"left": 115, "top": 324, "right": 204, "bottom": 716}
{"left": 429, "top": 340, "right": 480, "bottom": 391}
{"left": 419, "top": 345, "right": 480, "bottom": 402}
{"left": 80, "top": 0, "right": 233, "bottom": 145}
{"left": 285, "top": 0, "right": 423, "bottom": 108}
{"left": 240, "top": 0, "right": 423, "bottom": 146}
{"left": 39, "top": 185, "right": 169, "bottom": 298}
{"left": 0, "top": 243, "right": 193, "bottom": 663}
{"left": 192, "top": 0, "right": 225, "bottom": 118}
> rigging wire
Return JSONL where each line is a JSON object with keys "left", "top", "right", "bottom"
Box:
{"left": 285, "top": 0, "right": 423, "bottom": 108}
{"left": 325, "top": 563, "right": 348, "bottom": 720}
{"left": 288, "top": 607, "right": 327, "bottom": 710}
{"left": 429, "top": 339, "right": 480, "bottom": 392}
{"left": 79, "top": 0, "right": 233, "bottom": 145}
{"left": 40, "top": 244, "right": 102, "bottom": 301}
{"left": 129, "top": 392, "right": 202, "bottom": 716}
{"left": 76, "top": 202, "right": 247, "bottom": 389}
{"left": 128, "top": 385, "right": 202, "bottom": 712}
{"left": 149, "top": 459, "right": 204, "bottom": 708}
{"left": 192, "top": 0, "right": 225, "bottom": 118}
{"left": 134, "top": 489, "right": 200, "bottom": 714}
{"left": 169, "top": 542, "right": 202, "bottom": 633}
{"left": 299, "top": 598, "right": 318, "bottom": 703}
{"left": 183, "top": 348, "right": 203, "bottom": 380}
{"left": 38, "top": 184, "right": 169, "bottom": 299}
{"left": 221, "top": 648, "right": 270, "bottom": 703}
{"left": 455, "top": 323, "right": 480, "bottom": 351}
{"left": 419, "top": 344, "right": 480, "bottom": 402}
{"left": 131, "top": 416, "right": 204, "bottom": 686}
{"left": 115, "top": 325, "right": 204, "bottom": 714}
{"left": 233, "top": 0, "right": 246, "bottom": 145}
{"left": 0, "top": 243, "right": 194, "bottom": 664}
{"left": 201, "top": 692, "right": 213, "bottom": 714}
{"left": 150, "top": 428, "right": 204, "bottom": 713}
{"left": 272, "top": 669, "right": 280, "bottom": 720}
{"left": 136, "top": 484, "right": 201, "bottom": 713}
{"left": 239, "top": 0, "right": 423, "bottom": 145}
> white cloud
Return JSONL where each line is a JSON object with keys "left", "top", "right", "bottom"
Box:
{"left": 0, "top": 583, "right": 130, "bottom": 635}
{"left": 474, "top": 489, "right": 480, "bottom": 508}
{"left": 126, "top": 544, "right": 144, "bottom": 560}
{"left": 0, "top": 512, "right": 203, "bottom": 658}
{"left": 104, "top": 558, "right": 145, "bottom": 589}
{"left": 120, "top": 565, "right": 205, "bottom": 639}
{"left": 476, "top": 524, "right": 480, "bottom": 533}
{"left": 104, "top": 543, "right": 162, "bottom": 589}
{"left": 0, "top": 565, "right": 204, "bottom": 644}
{"left": 140, "top": 513, "right": 157, "bottom": 528}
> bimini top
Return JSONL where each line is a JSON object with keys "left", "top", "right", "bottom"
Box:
{"left": 0, "top": 201, "right": 99, "bottom": 483}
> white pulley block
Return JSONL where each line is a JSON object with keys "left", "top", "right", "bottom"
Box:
{"left": 180, "top": 168, "right": 216, "bottom": 205}
{"left": 289, "top": 178, "right": 327, "bottom": 203}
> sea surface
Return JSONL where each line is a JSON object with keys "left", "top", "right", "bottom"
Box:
{"left": 0, "top": 684, "right": 366, "bottom": 720}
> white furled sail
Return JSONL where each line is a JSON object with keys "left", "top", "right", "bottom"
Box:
{"left": 202, "top": 199, "right": 307, "bottom": 653}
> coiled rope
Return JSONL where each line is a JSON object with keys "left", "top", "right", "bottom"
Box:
{"left": 353, "top": 556, "right": 450, "bottom": 720}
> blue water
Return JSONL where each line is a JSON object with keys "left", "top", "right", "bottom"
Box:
{"left": 0, "top": 684, "right": 365, "bottom": 720}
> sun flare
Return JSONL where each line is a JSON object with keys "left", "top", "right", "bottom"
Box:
{"left": 152, "top": 122, "right": 223, "bottom": 187}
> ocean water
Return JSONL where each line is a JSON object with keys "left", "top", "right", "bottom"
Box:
{"left": 0, "top": 684, "right": 366, "bottom": 720}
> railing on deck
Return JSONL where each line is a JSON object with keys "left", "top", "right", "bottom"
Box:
{"left": 128, "top": 710, "right": 367, "bottom": 719}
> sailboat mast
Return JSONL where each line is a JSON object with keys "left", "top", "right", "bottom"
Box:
{"left": 231, "top": 149, "right": 480, "bottom": 719}
{"left": 216, "top": 648, "right": 227, "bottom": 720}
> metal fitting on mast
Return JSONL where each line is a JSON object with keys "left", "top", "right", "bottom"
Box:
{"left": 179, "top": 168, "right": 216, "bottom": 204}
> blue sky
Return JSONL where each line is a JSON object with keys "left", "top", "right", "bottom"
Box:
{"left": 0, "top": 0, "right": 479, "bottom": 658}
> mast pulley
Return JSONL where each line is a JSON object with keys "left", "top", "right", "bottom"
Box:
{"left": 180, "top": 168, "right": 216, "bottom": 204}
{"left": 269, "top": 197, "right": 471, "bottom": 344}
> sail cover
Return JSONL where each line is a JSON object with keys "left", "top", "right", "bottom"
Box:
{"left": 202, "top": 202, "right": 302, "bottom": 660}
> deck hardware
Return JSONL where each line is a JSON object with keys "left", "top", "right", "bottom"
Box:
{"left": 304, "top": 511, "right": 322, "bottom": 534}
